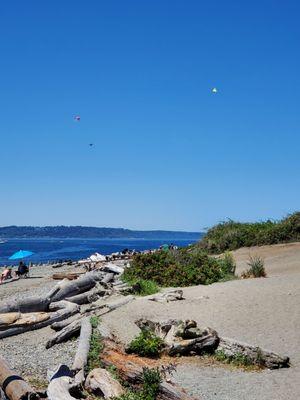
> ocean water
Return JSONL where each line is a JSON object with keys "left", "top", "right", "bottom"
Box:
{"left": 0, "top": 237, "right": 200, "bottom": 266}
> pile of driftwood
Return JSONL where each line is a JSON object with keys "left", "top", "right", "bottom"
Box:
{"left": 133, "top": 319, "right": 290, "bottom": 369}
{"left": 0, "top": 263, "right": 134, "bottom": 340}
{"left": 0, "top": 319, "right": 198, "bottom": 400}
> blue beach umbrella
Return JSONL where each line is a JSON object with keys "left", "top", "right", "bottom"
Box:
{"left": 9, "top": 250, "right": 34, "bottom": 260}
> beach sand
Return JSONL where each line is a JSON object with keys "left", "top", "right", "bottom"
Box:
{"left": 101, "top": 242, "right": 300, "bottom": 400}
{"left": 0, "top": 243, "right": 299, "bottom": 399}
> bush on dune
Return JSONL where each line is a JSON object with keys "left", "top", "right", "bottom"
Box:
{"left": 123, "top": 247, "right": 236, "bottom": 287}
{"left": 241, "top": 255, "right": 266, "bottom": 278}
{"left": 198, "top": 212, "right": 300, "bottom": 254}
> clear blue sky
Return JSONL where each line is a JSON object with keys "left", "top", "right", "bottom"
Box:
{"left": 0, "top": 1, "right": 299, "bottom": 231}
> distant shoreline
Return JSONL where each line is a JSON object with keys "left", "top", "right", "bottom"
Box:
{"left": 0, "top": 226, "right": 202, "bottom": 240}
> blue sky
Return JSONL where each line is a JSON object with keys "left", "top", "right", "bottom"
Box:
{"left": 0, "top": 1, "right": 299, "bottom": 231}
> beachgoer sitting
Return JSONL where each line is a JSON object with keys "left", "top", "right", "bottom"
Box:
{"left": 0, "top": 267, "right": 12, "bottom": 284}
{"left": 15, "top": 261, "right": 29, "bottom": 278}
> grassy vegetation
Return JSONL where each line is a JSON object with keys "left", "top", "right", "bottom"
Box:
{"left": 123, "top": 247, "right": 236, "bottom": 287}
{"left": 114, "top": 367, "right": 162, "bottom": 400}
{"left": 87, "top": 316, "right": 103, "bottom": 373}
{"left": 124, "top": 278, "right": 159, "bottom": 296}
{"left": 127, "top": 330, "right": 164, "bottom": 358}
{"left": 241, "top": 255, "right": 266, "bottom": 278}
{"left": 199, "top": 212, "right": 300, "bottom": 253}
{"left": 214, "top": 349, "right": 253, "bottom": 367}
{"left": 214, "top": 349, "right": 264, "bottom": 370}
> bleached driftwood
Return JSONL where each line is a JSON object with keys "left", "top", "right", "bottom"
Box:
{"left": 147, "top": 290, "right": 184, "bottom": 303}
{"left": 72, "top": 317, "right": 92, "bottom": 372}
{"left": 0, "top": 301, "right": 79, "bottom": 339}
{"left": 46, "top": 318, "right": 83, "bottom": 349}
{"left": 102, "top": 264, "right": 124, "bottom": 275}
{"left": 66, "top": 283, "right": 107, "bottom": 305}
{"left": 51, "top": 271, "right": 105, "bottom": 303}
{"left": 0, "top": 312, "right": 49, "bottom": 329}
{"left": 85, "top": 368, "right": 124, "bottom": 398}
{"left": 218, "top": 337, "right": 290, "bottom": 369}
{"left": 47, "top": 365, "right": 77, "bottom": 400}
{"left": 135, "top": 319, "right": 219, "bottom": 356}
{"left": 0, "top": 313, "right": 21, "bottom": 327}
{"left": 51, "top": 314, "right": 82, "bottom": 331}
{"left": 0, "top": 285, "right": 61, "bottom": 314}
{"left": 83, "top": 295, "right": 135, "bottom": 315}
{"left": 101, "top": 273, "right": 115, "bottom": 285}
{"left": 0, "top": 356, "right": 39, "bottom": 400}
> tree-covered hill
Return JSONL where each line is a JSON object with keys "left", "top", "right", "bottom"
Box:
{"left": 0, "top": 225, "right": 201, "bottom": 240}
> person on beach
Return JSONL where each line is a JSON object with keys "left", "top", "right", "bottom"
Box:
{"left": 15, "top": 261, "right": 29, "bottom": 277}
{"left": 0, "top": 267, "right": 12, "bottom": 283}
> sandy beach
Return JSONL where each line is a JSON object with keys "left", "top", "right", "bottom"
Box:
{"left": 0, "top": 243, "right": 299, "bottom": 399}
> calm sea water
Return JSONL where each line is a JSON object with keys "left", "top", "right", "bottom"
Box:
{"left": 0, "top": 237, "right": 200, "bottom": 266}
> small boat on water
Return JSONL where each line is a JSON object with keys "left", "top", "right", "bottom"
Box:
{"left": 0, "top": 239, "right": 7, "bottom": 244}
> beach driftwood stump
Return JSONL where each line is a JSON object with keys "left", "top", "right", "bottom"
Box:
{"left": 135, "top": 319, "right": 219, "bottom": 356}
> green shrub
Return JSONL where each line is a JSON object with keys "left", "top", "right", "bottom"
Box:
{"left": 198, "top": 212, "right": 300, "bottom": 253}
{"left": 123, "top": 248, "right": 236, "bottom": 288}
{"left": 215, "top": 349, "right": 252, "bottom": 367}
{"left": 127, "top": 330, "right": 164, "bottom": 358}
{"left": 114, "top": 367, "right": 161, "bottom": 400}
{"left": 217, "top": 251, "right": 236, "bottom": 275}
{"left": 241, "top": 255, "right": 266, "bottom": 278}
{"left": 126, "top": 279, "right": 159, "bottom": 296}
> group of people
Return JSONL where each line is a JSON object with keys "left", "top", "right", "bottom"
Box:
{"left": 0, "top": 261, "right": 29, "bottom": 284}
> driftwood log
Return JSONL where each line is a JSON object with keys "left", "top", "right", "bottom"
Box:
{"left": 83, "top": 295, "right": 135, "bottom": 315}
{"left": 146, "top": 290, "right": 184, "bottom": 303}
{"left": 72, "top": 317, "right": 92, "bottom": 372}
{"left": 65, "top": 283, "right": 107, "bottom": 305}
{"left": 46, "top": 317, "right": 83, "bottom": 349}
{"left": 101, "top": 273, "right": 115, "bottom": 286}
{"left": 102, "top": 264, "right": 124, "bottom": 275}
{"left": 51, "top": 315, "right": 81, "bottom": 331}
{"left": 0, "top": 356, "right": 39, "bottom": 400}
{"left": 51, "top": 271, "right": 106, "bottom": 303}
{"left": 218, "top": 337, "right": 290, "bottom": 369}
{"left": 0, "top": 285, "right": 60, "bottom": 314}
{"left": 0, "top": 312, "right": 49, "bottom": 330}
{"left": 52, "top": 273, "right": 84, "bottom": 281}
{"left": 85, "top": 369, "right": 124, "bottom": 398}
{"left": 0, "top": 301, "right": 79, "bottom": 339}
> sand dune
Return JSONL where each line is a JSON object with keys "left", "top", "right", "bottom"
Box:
{"left": 102, "top": 243, "right": 300, "bottom": 400}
